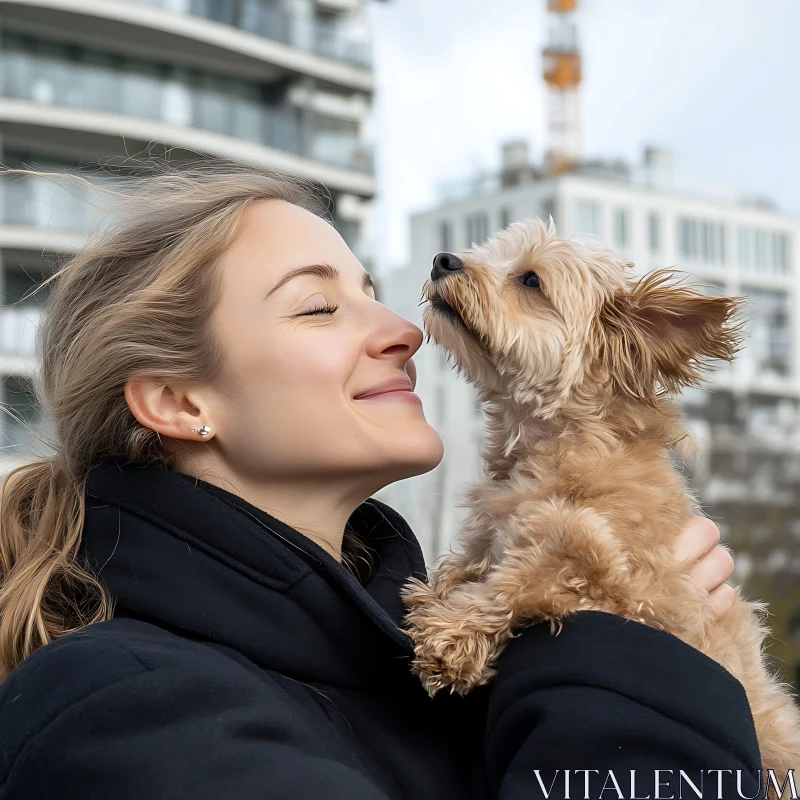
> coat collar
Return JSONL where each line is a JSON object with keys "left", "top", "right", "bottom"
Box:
{"left": 80, "top": 459, "right": 429, "bottom": 690}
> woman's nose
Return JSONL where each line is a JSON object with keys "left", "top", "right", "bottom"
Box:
{"left": 367, "top": 308, "right": 423, "bottom": 360}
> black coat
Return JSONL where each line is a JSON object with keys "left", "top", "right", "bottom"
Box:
{"left": 0, "top": 460, "right": 762, "bottom": 799}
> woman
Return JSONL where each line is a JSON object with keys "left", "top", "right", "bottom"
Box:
{"left": 0, "top": 159, "right": 759, "bottom": 799}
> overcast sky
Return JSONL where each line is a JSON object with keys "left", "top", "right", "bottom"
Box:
{"left": 365, "top": 0, "right": 800, "bottom": 273}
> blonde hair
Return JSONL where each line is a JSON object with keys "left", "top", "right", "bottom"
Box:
{"left": 0, "top": 156, "right": 375, "bottom": 680}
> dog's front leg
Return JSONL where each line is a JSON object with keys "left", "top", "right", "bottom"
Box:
{"left": 400, "top": 547, "right": 498, "bottom": 618}
{"left": 404, "top": 578, "right": 516, "bottom": 698}
{"left": 405, "top": 498, "right": 635, "bottom": 697}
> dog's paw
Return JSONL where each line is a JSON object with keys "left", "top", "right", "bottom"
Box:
{"left": 406, "top": 603, "right": 508, "bottom": 697}
{"left": 410, "top": 626, "right": 499, "bottom": 698}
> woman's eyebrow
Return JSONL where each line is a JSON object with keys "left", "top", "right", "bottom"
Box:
{"left": 263, "top": 264, "right": 373, "bottom": 300}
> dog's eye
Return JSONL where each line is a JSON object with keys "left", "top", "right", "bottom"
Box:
{"left": 521, "top": 272, "right": 541, "bottom": 289}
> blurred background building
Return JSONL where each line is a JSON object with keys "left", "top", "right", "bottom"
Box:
{"left": 377, "top": 139, "right": 800, "bottom": 683}
{"left": 374, "top": 0, "right": 800, "bottom": 686}
{"left": 382, "top": 141, "right": 799, "bottom": 553}
{"left": 0, "top": 0, "right": 377, "bottom": 472}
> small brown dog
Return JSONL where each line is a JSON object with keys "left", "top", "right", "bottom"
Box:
{"left": 401, "top": 218, "right": 800, "bottom": 781}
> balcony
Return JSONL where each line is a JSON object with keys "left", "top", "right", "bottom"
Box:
{"left": 2, "top": 171, "right": 107, "bottom": 234}
{"left": 0, "top": 36, "right": 373, "bottom": 175}
{"left": 0, "top": 170, "right": 371, "bottom": 261}
{"left": 127, "top": 0, "right": 372, "bottom": 67}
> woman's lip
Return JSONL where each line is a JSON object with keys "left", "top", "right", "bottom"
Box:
{"left": 353, "top": 380, "right": 414, "bottom": 399}
{"left": 354, "top": 389, "right": 422, "bottom": 404}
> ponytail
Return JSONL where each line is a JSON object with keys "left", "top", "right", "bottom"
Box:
{"left": 0, "top": 459, "right": 111, "bottom": 679}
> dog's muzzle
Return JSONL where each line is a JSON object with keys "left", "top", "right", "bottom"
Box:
{"left": 429, "top": 252, "right": 467, "bottom": 323}
{"left": 427, "top": 252, "right": 490, "bottom": 350}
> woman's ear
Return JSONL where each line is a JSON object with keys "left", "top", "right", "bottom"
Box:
{"left": 596, "top": 269, "right": 744, "bottom": 404}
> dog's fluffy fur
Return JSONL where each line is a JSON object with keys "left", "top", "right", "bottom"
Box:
{"left": 401, "top": 218, "right": 800, "bottom": 779}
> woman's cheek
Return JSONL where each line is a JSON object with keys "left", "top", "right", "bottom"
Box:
{"left": 303, "top": 337, "right": 359, "bottom": 388}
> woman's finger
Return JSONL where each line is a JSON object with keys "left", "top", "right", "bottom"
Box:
{"left": 688, "top": 544, "right": 735, "bottom": 594}
{"left": 673, "top": 515, "right": 721, "bottom": 567}
{"left": 708, "top": 582, "right": 737, "bottom": 620}
{"left": 673, "top": 517, "right": 737, "bottom": 620}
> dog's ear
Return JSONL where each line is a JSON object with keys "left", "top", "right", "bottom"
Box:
{"left": 595, "top": 269, "right": 743, "bottom": 404}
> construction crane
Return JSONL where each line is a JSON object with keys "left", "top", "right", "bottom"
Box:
{"left": 542, "top": 0, "right": 582, "bottom": 173}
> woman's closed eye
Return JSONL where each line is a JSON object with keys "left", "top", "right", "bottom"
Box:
{"left": 300, "top": 301, "right": 339, "bottom": 316}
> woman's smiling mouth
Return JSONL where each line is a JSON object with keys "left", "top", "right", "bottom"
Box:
{"left": 353, "top": 377, "right": 422, "bottom": 404}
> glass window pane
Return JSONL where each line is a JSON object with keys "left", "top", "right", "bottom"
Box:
{"left": 741, "top": 288, "right": 792, "bottom": 379}
{"left": 230, "top": 83, "right": 263, "bottom": 142}
{"left": 311, "top": 116, "right": 360, "bottom": 169}
{"left": 120, "top": 59, "right": 164, "bottom": 120}
{"left": 1, "top": 375, "right": 40, "bottom": 453}
{"left": 2, "top": 40, "right": 35, "bottom": 101}
{"left": 755, "top": 231, "right": 768, "bottom": 269}
{"left": 193, "top": 74, "right": 233, "bottom": 135}
{"left": 648, "top": 212, "right": 660, "bottom": 253}
{"left": 3, "top": 266, "right": 51, "bottom": 307}
{"left": 614, "top": 208, "right": 628, "bottom": 248}
{"left": 739, "top": 228, "right": 750, "bottom": 268}
{"left": 577, "top": 200, "right": 599, "bottom": 236}
{"left": 82, "top": 52, "right": 120, "bottom": 114}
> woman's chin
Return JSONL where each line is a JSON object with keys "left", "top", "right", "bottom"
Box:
{"left": 371, "top": 425, "right": 444, "bottom": 481}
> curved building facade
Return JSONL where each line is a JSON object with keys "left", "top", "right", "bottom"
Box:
{"left": 0, "top": 0, "right": 377, "bottom": 471}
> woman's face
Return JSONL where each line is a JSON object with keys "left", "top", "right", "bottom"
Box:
{"left": 205, "top": 199, "right": 443, "bottom": 494}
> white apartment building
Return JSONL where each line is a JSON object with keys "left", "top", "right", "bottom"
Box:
{"left": 377, "top": 144, "right": 800, "bottom": 571}
{"left": 0, "top": 0, "right": 377, "bottom": 475}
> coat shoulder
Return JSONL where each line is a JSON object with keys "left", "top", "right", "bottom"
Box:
{"left": 0, "top": 620, "right": 389, "bottom": 800}
{"left": 1, "top": 617, "right": 222, "bottom": 696}
{"left": 0, "top": 618, "right": 248, "bottom": 771}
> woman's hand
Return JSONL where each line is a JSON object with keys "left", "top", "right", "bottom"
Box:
{"left": 674, "top": 515, "right": 736, "bottom": 620}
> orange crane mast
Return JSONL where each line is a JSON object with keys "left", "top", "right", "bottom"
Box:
{"left": 542, "top": 0, "right": 582, "bottom": 173}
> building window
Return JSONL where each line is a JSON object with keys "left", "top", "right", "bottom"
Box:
{"left": 740, "top": 288, "right": 792, "bottom": 379}
{"left": 0, "top": 375, "right": 40, "bottom": 452}
{"left": 576, "top": 200, "right": 600, "bottom": 236}
{"left": 678, "top": 218, "right": 694, "bottom": 259}
{"left": 465, "top": 211, "right": 489, "bottom": 246}
{"left": 677, "top": 217, "right": 726, "bottom": 264}
{"left": 773, "top": 232, "right": 791, "bottom": 274}
{"left": 499, "top": 206, "right": 512, "bottom": 229}
{"left": 613, "top": 208, "right": 629, "bottom": 249}
{"left": 2, "top": 150, "right": 104, "bottom": 233}
{"left": 438, "top": 219, "right": 452, "bottom": 252}
{"left": 738, "top": 229, "right": 751, "bottom": 269}
{"left": 755, "top": 230, "right": 768, "bottom": 268}
{"left": 648, "top": 212, "right": 661, "bottom": 254}
{"left": 3, "top": 262, "right": 51, "bottom": 307}
{"left": 738, "top": 228, "right": 792, "bottom": 276}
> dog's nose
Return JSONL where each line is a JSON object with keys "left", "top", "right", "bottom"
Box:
{"left": 431, "top": 252, "right": 464, "bottom": 281}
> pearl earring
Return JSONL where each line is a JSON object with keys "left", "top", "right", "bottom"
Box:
{"left": 191, "top": 425, "right": 212, "bottom": 437}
